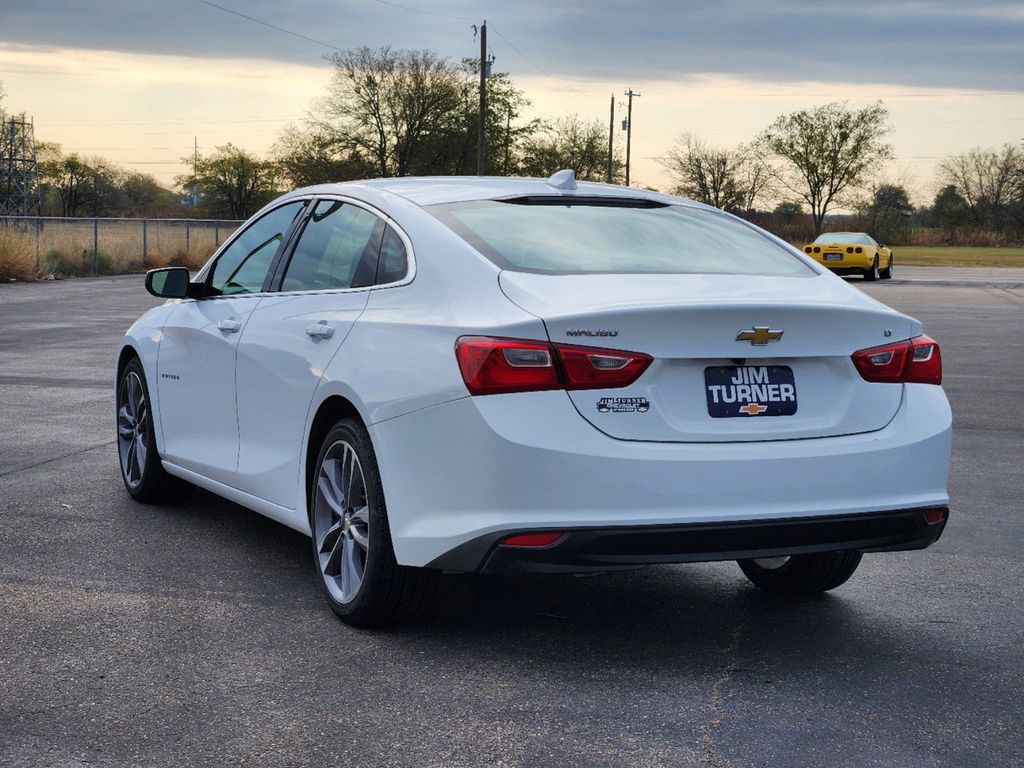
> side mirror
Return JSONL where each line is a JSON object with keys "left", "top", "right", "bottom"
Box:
{"left": 145, "top": 267, "right": 191, "bottom": 299}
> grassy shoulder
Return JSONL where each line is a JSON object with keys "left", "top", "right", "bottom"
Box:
{"left": 891, "top": 246, "right": 1024, "bottom": 268}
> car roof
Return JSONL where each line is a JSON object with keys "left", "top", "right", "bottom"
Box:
{"left": 286, "top": 175, "right": 691, "bottom": 209}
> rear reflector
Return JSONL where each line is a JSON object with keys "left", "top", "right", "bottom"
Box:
{"left": 851, "top": 335, "right": 942, "bottom": 385}
{"left": 455, "top": 336, "right": 652, "bottom": 395}
{"left": 923, "top": 508, "right": 947, "bottom": 525}
{"left": 501, "top": 532, "right": 564, "bottom": 547}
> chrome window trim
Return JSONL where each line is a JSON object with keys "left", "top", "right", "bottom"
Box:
{"left": 269, "top": 193, "right": 416, "bottom": 297}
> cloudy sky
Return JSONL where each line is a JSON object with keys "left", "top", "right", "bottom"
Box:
{"left": 1, "top": 0, "right": 1022, "bottom": 200}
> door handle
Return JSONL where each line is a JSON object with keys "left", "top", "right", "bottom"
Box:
{"left": 306, "top": 322, "right": 335, "bottom": 340}
{"left": 216, "top": 318, "right": 241, "bottom": 334}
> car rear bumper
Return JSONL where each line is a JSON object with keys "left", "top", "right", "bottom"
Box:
{"left": 427, "top": 506, "right": 949, "bottom": 573}
{"left": 812, "top": 258, "right": 875, "bottom": 271}
{"left": 370, "top": 384, "right": 951, "bottom": 568}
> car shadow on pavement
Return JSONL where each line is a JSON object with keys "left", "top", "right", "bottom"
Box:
{"left": 154, "top": 487, "right": 978, "bottom": 690}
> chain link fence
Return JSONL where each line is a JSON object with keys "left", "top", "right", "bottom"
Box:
{"left": 0, "top": 216, "right": 245, "bottom": 277}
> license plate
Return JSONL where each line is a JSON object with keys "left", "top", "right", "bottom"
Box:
{"left": 704, "top": 365, "right": 798, "bottom": 418}
{"left": 824, "top": 252, "right": 843, "bottom": 261}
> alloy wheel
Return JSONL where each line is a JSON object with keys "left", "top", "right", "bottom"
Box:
{"left": 313, "top": 440, "right": 370, "bottom": 604}
{"left": 752, "top": 556, "right": 790, "bottom": 570}
{"left": 117, "top": 371, "right": 148, "bottom": 488}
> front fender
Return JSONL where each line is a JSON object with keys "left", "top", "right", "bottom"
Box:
{"left": 116, "top": 302, "right": 178, "bottom": 454}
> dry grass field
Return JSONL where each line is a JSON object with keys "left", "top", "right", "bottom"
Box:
{"left": 0, "top": 218, "right": 242, "bottom": 279}
{"left": 892, "top": 245, "right": 1024, "bottom": 268}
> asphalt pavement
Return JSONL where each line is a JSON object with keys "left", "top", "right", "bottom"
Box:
{"left": 1, "top": 270, "right": 1022, "bottom": 767}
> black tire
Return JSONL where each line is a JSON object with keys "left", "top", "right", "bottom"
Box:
{"left": 737, "top": 551, "right": 863, "bottom": 595}
{"left": 863, "top": 257, "right": 880, "bottom": 281}
{"left": 880, "top": 254, "right": 893, "bottom": 280}
{"left": 116, "top": 357, "right": 194, "bottom": 503}
{"left": 309, "top": 418, "right": 437, "bottom": 627}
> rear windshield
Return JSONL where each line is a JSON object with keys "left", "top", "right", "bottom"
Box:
{"left": 813, "top": 233, "right": 873, "bottom": 245}
{"left": 429, "top": 199, "right": 813, "bottom": 276}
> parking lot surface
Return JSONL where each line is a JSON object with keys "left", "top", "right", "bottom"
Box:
{"left": 1, "top": 270, "right": 1022, "bottom": 767}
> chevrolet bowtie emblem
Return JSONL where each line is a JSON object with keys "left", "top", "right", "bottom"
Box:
{"left": 738, "top": 402, "right": 769, "bottom": 415}
{"left": 736, "top": 326, "right": 784, "bottom": 345}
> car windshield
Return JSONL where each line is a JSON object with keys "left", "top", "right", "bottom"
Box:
{"left": 429, "top": 199, "right": 813, "bottom": 276}
{"left": 813, "top": 233, "right": 873, "bottom": 245}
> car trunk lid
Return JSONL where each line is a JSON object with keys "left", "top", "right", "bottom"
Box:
{"left": 499, "top": 271, "right": 918, "bottom": 443}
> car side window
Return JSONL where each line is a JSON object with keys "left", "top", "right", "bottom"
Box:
{"left": 376, "top": 225, "right": 409, "bottom": 284}
{"left": 280, "top": 200, "right": 384, "bottom": 293}
{"left": 208, "top": 202, "right": 304, "bottom": 296}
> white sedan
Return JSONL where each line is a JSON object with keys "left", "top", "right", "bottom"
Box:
{"left": 116, "top": 172, "right": 951, "bottom": 626}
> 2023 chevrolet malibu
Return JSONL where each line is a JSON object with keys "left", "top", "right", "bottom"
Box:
{"left": 115, "top": 171, "right": 951, "bottom": 626}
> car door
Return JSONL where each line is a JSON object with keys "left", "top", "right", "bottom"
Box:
{"left": 233, "top": 198, "right": 389, "bottom": 510}
{"left": 157, "top": 200, "right": 306, "bottom": 484}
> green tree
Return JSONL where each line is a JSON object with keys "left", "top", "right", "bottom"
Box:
{"left": 759, "top": 101, "right": 894, "bottom": 235}
{"left": 176, "top": 143, "right": 280, "bottom": 218}
{"left": 38, "top": 151, "right": 93, "bottom": 216}
{"left": 520, "top": 115, "right": 621, "bottom": 182}
{"left": 272, "top": 126, "right": 376, "bottom": 187}
{"left": 120, "top": 171, "right": 179, "bottom": 215}
{"left": 931, "top": 185, "right": 970, "bottom": 232}
{"left": 863, "top": 183, "right": 913, "bottom": 244}
{"left": 423, "top": 60, "right": 539, "bottom": 177}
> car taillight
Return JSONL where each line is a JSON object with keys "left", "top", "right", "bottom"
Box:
{"left": 851, "top": 335, "right": 942, "bottom": 385}
{"left": 455, "top": 336, "right": 652, "bottom": 395}
{"left": 455, "top": 336, "right": 561, "bottom": 395}
{"left": 556, "top": 343, "right": 653, "bottom": 390}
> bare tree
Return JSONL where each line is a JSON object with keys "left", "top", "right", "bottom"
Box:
{"left": 938, "top": 144, "right": 1024, "bottom": 233}
{"left": 735, "top": 143, "right": 770, "bottom": 215}
{"left": 758, "top": 101, "right": 894, "bottom": 235}
{"left": 316, "top": 47, "right": 464, "bottom": 178}
{"left": 660, "top": 136, "right": 768, "bottom": 214}
{"left": 661, "top": 134, "right": 744, "bottom": 210}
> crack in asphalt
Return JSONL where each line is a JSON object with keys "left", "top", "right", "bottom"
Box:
{"left": 0, "top": 441, "right": 115, "bottom": 479}
{"left": 697, "top": 619, "right": 746, "bottom": 767}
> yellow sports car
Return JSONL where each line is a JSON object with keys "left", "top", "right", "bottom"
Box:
{"left": 802, "top": 232, "right": 893, "bottom": 281}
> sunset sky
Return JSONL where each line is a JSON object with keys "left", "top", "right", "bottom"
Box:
{"left": 1, "top": 0, "right": 1022, "bottom": 204}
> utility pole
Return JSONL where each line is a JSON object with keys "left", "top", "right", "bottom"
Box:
{"left": 623, "top": 88, "right": 640, "bottom": 186}
{"left": 607, "top": 93, "right": 614, "bottom": 184}
{"left": 504, "top": 102, "right": 512, "bottom": 175}
{"left": 192, "top": 136, "right": 199, "bottom": 206}
{"left": 477, "top": 20, "right": 487, "bottom": 176}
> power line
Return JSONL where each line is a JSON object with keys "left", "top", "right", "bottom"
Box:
{"left": 488, "top": 24, "right": 604, "bottom": 101}
{"left": 194, "top": 0, "right": 608, "bottom": 109}
{"left": 45, "top": 116, "right": 303, "bottom": 126}
{"left": 371, "top": 0, "right": 474, "bottom": 21}
{"left": 196, "top": 0, "right": 344, "bottom": 51}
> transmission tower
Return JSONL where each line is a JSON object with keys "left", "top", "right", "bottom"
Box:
{"left": 0, "top": 114, "right": 41, "bottom": 216}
